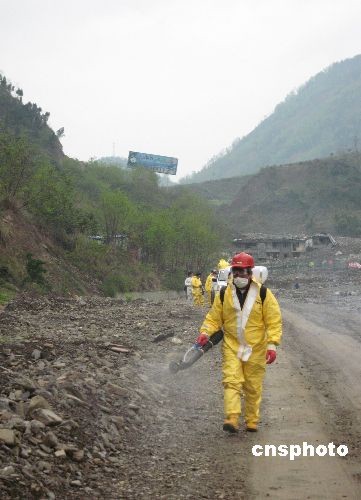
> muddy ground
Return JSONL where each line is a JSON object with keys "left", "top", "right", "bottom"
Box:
{"left": 1, "top": 266, "right": 361, "bottom": 499}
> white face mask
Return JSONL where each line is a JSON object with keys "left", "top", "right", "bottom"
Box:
{"left": 233, "top": 277, "right": 249, "bottom": 289}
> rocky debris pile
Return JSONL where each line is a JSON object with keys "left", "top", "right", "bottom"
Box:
{"left": 264, "top": 238, "right": 361, "bottom": 307}
{"left": 336, "top": 236, "right": 361, "bottom": 257}
{"left": 0, "top": 294, "right": 200, "bottom": 499}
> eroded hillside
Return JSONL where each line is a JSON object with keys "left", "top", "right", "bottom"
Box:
{"left": 181, "top": 153, "right": 361, "bottom": 236}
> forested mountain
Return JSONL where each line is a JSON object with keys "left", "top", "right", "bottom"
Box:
{"left": 0, "top": 74, "right": 63, "bottom": 160}
{"left": 183, "top": 54, "right": 361, "bottom": 183}
{"left": 213, "top": 153, "right": 361, "bottom": 236}
{"left": 0, "top": 74, "right": 224, "bottom": 301}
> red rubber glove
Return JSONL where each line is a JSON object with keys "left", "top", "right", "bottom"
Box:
{"left": 266, "top": 349, "right": 277, "bottom": 364}
{"left": 196, "top": 333, "right": 209, "bottom": 346}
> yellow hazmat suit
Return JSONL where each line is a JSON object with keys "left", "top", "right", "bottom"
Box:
{"left": 217, "top": 259, "right": 229, "bottom": 270}
{"left": 200, "top": 279, "right": 282, "bottom": 428}
{"left": 191, "top": 275, "right": 204, "bottom": 306}
{"left": 204, "top": 273, "right": 214, "bottom": 307}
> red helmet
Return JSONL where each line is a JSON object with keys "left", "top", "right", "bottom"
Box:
{"left": 231, "top": 252, "right": 254, "bottom": 269}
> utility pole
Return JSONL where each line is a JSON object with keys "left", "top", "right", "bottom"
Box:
{"left": 112, "top": 142, "right": 116, "bottom": 157}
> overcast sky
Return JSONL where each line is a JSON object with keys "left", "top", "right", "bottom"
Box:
{"left": 1, "top": 0, "right": 361, "bottom": 180}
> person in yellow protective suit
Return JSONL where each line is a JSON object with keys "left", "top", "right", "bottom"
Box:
{"left": 191, "top": 272, "right": 204, "bottom": 306}
{"left": 204, "top": 270, "right": 217, "bottom": 307}
{"left": 217, "top": 258, "right": 229, "bottom": 270}
{"left": 195, "top": 252, "right": 282, "bottom": 433}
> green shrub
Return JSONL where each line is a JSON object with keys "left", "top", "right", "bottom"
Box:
{"left": 162, "top": 268, "right": 185, "bottom": 290}
{"left": 25, "top": 253, "right": 47, "bottom": 284}
{"left": 68, "top": 235, "right": 108, "bottom": 278}
{"left": 0, "top": 288, "right": 15, "bottom": 305}
{"left": 124, "top": 292, "right": 133, "bottom": 302}
{"left": 0, "top": 265, "right": 11, "bottom": 282}
{"left": 102, "top": 274, "right": 132, "bottom": 297}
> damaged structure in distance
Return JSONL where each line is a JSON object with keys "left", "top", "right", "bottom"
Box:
{"left": 233, "top": 233, "right": 337, "bottom": 260}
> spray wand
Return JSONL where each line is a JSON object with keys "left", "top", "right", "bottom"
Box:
{"left": 169, "top": 330, "right": 224, "bottom": 373}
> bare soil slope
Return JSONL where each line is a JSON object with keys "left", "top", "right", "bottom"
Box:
{"left": 0, "top": 209, "right": 101, "bottom": 296}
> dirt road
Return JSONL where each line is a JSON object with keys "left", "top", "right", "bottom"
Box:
{"left": 118, "top": 299, "right": 361, "bottom": 499}
{"left": 248, "top": 299, "right": 361, "bottom": 499}
{"left": 1, "top": 293, "right": 360, "bottom": 499}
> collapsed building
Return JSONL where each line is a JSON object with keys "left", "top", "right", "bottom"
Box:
{"left": 232, "top": 233, "right": 337, "bottom": 260}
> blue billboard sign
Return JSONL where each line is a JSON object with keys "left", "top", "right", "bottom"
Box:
{"left": 127, "top": 151, "right": 178, "bottom": 175}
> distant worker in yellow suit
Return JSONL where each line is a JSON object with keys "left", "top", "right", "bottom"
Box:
{"left": 217, "top": 258, "right": 229, "bottom": 270}
{"left": 191, "top": 272, "right": 204, "bottom": 307}
{"left": 205, "top": 269, "right": 217, "bottom": 307}
{"left": 195, "top": 252, "right": 282, "bottom": 433}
